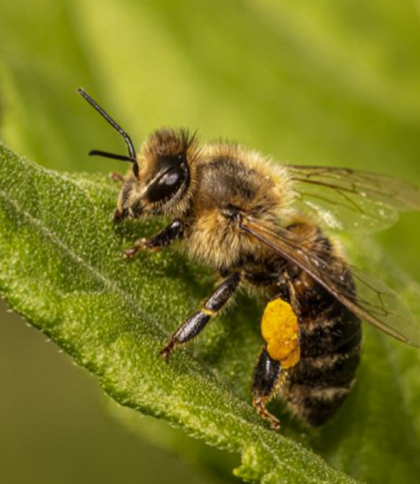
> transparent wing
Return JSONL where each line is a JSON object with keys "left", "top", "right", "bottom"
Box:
{"left": 240, "top": 216, "right": 420, "bottom": 347}
{"left": 287, "top": 166, "right": 420, "bottom": 233}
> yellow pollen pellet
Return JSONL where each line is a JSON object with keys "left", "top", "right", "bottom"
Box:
{"left": 261, "top": 299, "right": 300, "bottom": 368}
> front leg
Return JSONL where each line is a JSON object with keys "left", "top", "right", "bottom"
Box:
{"left": 160, "top": 272, "right": 241, "bottom": 360}
{"left": 124, "top": 219, "right": 184, "bottom": 259}
{"left": 109, "top": 171, "right": 125, "bottom": 183}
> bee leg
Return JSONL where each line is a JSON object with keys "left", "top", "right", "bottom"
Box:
{"left": 252, "top": 297, "right": 300, "bottom": 429}
{"left": 159, "top": 272, "right": 241, "bottom": 360}
{"left": 109, "top": 172, "right": 125, "bottom": 183}
{"left": 124, "top": 219, "right": 184, "bottom": 259}
{"left": 252, "top": 346, "right": 282, "bottom": 430}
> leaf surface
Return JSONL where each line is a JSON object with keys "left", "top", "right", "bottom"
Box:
{"left": 2, "top": 0, "right": 420, "bottom": 482}
{"left": 0, "top": 143, "right": 359, "bottom": 484}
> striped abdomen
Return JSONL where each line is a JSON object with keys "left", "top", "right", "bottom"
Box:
{"left": 284, "top": 273, "right": 362, "bottom": 426}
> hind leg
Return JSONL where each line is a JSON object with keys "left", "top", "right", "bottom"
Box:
{"left": 252, "top": 297, "right": 301, "bottom": 429}
{"left": 252, "top": 346, "right": 282, "bottom": 430}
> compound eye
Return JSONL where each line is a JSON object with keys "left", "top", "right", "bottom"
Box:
{"left": 146, "top": 166, "right": 184, "bottom": 203}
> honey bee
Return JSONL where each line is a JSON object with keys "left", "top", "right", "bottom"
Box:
{"left": 78, "top": 88, "right": 420, "bottom": 429}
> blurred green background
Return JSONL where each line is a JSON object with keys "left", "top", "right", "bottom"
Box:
{"left": 1, "top": 1, "right": 420, "bottom": 483}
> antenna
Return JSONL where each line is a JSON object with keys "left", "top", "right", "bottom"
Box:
{"left": 88, "top": 150, "right": 133, "bottom": 162}
{"left": 77, "top": 87, "right": 137, "bottom": 163}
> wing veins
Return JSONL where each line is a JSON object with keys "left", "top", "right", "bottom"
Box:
{"left": 291, "top": 176, "right": 401, "bottom": 202}
{"left": 298, "top": 191, "right": 385, "bottom": 224}
{"left": 240, "top": 217, "right": 419, "bottom": 346}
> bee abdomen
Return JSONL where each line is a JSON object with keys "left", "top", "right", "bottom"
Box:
{"left": 285, "top": 383, "right": 353, "bottom": 427}
{"left": 285, "top": 307, "right": 362, "bottom": 426}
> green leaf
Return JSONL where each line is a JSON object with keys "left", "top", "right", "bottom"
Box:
{"left": 0, "top": 143, "right": 357, "bottom": 484}
{"left": 2, "top": 0, "right": 420, "bottom": 482}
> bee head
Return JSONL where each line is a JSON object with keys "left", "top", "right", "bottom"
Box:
{"left": 114, "top": 128, "right": 197, "bottom": 221}
{"left": 78, "top": 89, "right": 198, "bottom": 222}
{"left": 135, "top": 128, "right": 196, "bottom": 212}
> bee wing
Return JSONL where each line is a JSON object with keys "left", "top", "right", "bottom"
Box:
{"left": 287, "top": 166, "right": 420, "bottom": 233}
{"left": 240, "top": 217, "right": 420, "bottom": 347}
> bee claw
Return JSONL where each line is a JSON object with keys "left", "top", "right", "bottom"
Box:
{"left": 123, "top": 248, "right": 137, "bottom": 259}
{"left": 124, "top": 239, "right": 148, "bottom": 259}
{"left": 109, "top": 171, "right": 125, "bottom": 183}
{"left": 159, "top": 341, "right": 175, "bottom": 361}
{"left": 252, "top": 395, "right": 281, "bottom": 431}
{"left": 270, "top": 419, "right": 281, "bottom": 431}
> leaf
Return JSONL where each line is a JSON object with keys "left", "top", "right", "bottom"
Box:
{"left": 106, "top": 402, "right": 240, "bottom": 484}
{"left": 0, "top": 143, "right": 357, "bottom": 484}
{"left": 2, "top": 0, "right": 420, "bottom": 482}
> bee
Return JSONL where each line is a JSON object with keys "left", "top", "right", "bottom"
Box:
{"left": 78, "top": 88, "right": 420, "bottom": 429}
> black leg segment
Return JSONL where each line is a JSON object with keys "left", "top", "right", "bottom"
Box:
{"left": 160, "top": 273, "right": 241, "bottom": 359}
{"left": 125, "top": 219, "right": 184, "bottom": 258}
{"left": 204, "top": 272, "right": 241, "bottom": 313}
{"left": 252, "top": 346, "right": 282, "bottom": 430}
